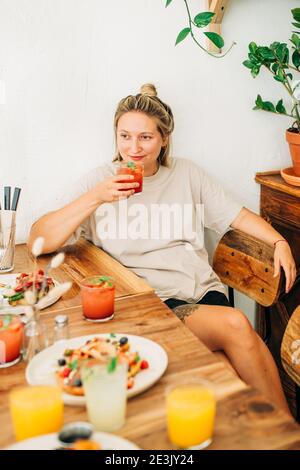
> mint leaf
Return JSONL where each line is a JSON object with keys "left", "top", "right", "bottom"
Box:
{"left": 107, "top": 356, "right": 117, "bottom": 373}
{"left": 69, "top": 359, "right": 78, "bottom": 371}
{"left": 126, "top": 161, "right": 136, "bottom": 169}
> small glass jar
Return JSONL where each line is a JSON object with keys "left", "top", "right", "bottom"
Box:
{"left": 53, "top": 315, "right": 69, "bottom": 342}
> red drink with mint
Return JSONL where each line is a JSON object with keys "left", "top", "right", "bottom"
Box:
{"left": 116, "top": 161, "right": 144, "bottom": 194}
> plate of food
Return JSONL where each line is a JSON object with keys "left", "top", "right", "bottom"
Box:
{"left": 3, "top": 431, "right": 140, "bottom": 450}
{"left": 0, "top": 270, "right": 60, "bottom": 314}
{"left": 26, "top": 333, "right": 168, "bottom": 405}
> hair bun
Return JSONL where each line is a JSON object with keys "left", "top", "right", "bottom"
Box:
{"left": 140, "top": 83, "right": 157, "bottom": 97}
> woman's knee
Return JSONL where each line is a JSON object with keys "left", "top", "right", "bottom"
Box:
{"left": 224, "top": 308, "right": 257, "bottom": 348}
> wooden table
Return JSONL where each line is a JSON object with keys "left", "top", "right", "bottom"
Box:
{"left": 1, "top": 292, "right": 300, "bottom": 449}
{"left": 255, "top": 171, "right": 300, "bottom": 419}
{"left": 1, "top": 240, "right": 300, "bottom": 449}
{"left": 12, "top": 239, "right": 154, "bottom": 313}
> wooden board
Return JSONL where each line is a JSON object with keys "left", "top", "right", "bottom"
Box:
{"left": 281, "top": 305, "right": 300, "bottom": 387}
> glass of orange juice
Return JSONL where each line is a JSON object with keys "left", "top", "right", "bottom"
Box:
{"left": 166, "top": 379, "right": 216, "bottom": 449}
{"left": 80, "top": 276, "right": 115, "bottom": 322}
{"left": 9, "top": 385, "right": 64, "bottom": 441}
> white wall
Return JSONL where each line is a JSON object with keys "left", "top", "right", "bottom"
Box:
{"left": 0, "top": 0, "right": 298, "bottom": 323}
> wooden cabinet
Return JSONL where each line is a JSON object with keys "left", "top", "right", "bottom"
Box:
{"left": 255, "top": 171, "right": 300, "bottom": 420}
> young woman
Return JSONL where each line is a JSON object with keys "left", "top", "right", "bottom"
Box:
{"left": 28, "top": 83, "right": 296, "bottom": 414}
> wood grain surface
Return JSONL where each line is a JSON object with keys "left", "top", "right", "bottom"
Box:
{"left": 11, "top": 239, "right": 154, "bottom": 313}
{"left": 213, "top": 229, "right": 282, "bottom": 306}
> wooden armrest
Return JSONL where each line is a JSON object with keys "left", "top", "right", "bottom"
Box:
{"left": 212, "top": 229, "right": 283, "bottom": 307}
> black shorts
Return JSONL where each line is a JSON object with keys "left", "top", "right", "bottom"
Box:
{"left": 164, "top": 290, "right": 231, "bottom": 310}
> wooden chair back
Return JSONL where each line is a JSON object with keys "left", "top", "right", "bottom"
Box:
{"left": 212, "top": 229, "right": 283, "bottom": 307}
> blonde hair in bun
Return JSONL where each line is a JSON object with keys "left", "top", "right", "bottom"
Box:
{"left": 113, "top": 83, "right": 174, "bottom": 167}
{"left": 140, "top": 83, "right": 157, "bottom": 97}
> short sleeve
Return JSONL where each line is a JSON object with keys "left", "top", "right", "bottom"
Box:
{"left": 55, "top": 165, "right": 113, "bottom": 246}
{"left": 195, "top": 166, "right": 243, "bottom": 235}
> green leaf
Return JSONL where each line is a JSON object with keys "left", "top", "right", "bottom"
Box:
{"left": 257, "top": 46, "right": 275, "bottom": 61}
{"left": 175, "top": 27, "right": 191, "bottom": 46}
{"left": 251, "top": 66, "right": 260, "bottom": 78}
{"left": 292, "top": 8, "right": 300, "bottom": 23}
{"left": 274, "top": 43, "right": 289, "bottom": 64}
{"left": 262, "top": 101, "right": 276, "bottom": 112}
{"left": 290, "top": 33, "right": 300, "bottom": 49}
{"left": 276, "top": 99, "right": 287, "bottom": 114}
{"left": 274, "top": 69, "right": 286, "bottom": 82}
{"left": 194, "top": 12, "right": 215, "bottom": 28}
{"left": 126, "top": 161, "right": 136, "bottom": 169}
{"left": 243, "top": 60, "right": 254, "bottom": 69}
{"left": 287, "top": 73, "right": 293, "bottom": 80}
{"left": 107, "top": 356, "right": 117, "bottom": 373}
{"left": 88, "top": 275, "right": 114, "bottom": 287}
{"left": 255, "top": 95, "right": 263, "bottom": 109}
{"left": 271, "top": 63, "right": 279, "bottom": 73}
{"left": 110, "top": 333, "right": 117, "bottom": 338}
{"left": 204, "top": 32, "right": 224, "bottom": 49}
{"left": 249, "top": 42, "right": 258, "bottom": 54}
{"left": 292, "top": 22, "right": 300, "bottom": 29}
{"left": 69, "top": 359, "right": 78, "bottom": 371}
{"left": 165, "top": 0, "right": 173, "bottom": 6}
{"left": 292, "top": 50, "right": 300, "bottom": 68}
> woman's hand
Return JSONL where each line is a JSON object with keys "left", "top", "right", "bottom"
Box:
{"left": 94, "top": 175, "right": 140, "bottom": 204}
{"left": 273, "top": 240, "right": 297, "bottom": 293}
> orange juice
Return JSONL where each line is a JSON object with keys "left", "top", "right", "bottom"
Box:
{"left": 166, "top": 383, "right": 216, "bottom": 449}
{"left": 10, "top": 386, "right": 63, "bottom": 441}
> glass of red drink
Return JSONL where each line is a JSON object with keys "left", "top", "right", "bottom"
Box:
{"left": 80, "top": 276, "right": 115, "bottom": 322}
{"left": 116, "top": 161, "right": 144, "bottom": 194}
{"left": 0, "top": 314, "right": 24, "bottom": 367}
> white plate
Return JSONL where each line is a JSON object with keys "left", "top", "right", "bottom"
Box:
{"left": 0, "top": 273, "right": 61, "bottom": 314}
{"left": 4, "top": 431, "right": 140, "bottom": 450}
{"left": 26, "top": 333, "right": 168, "bottom": 405}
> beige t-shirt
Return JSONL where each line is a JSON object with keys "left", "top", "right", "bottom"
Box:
{"left": 60, "top": 158, "right": 243, "bottom": 302}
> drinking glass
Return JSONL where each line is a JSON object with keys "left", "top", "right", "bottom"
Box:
{"left": 116, "top": 161, "right": 144, "bottom": 194}
{"left": 81, "top": 359, "right": 127, "bottom": 432}
{"left": 166, "top": 379, "right": 216, "bottom": 449}
{"left": 9, "top": 385, "right": 64, "bottom": 441}
{"left": 0, "top": 210, "right": 16, "bottom": 273}
{"left": 0, "top": 314, "right": 23, "bottom": 367}
{"left": 80, "top": 275, "right": 115, "bottom": 322}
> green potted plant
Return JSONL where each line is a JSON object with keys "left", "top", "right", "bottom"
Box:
{"left": 243, "top": 8, "right": 300, "bottom": 177}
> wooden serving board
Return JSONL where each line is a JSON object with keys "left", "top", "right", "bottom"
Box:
{"left": 281, "top": 305, "right": 300, "bottom": 386}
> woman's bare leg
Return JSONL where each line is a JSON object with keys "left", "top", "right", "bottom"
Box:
{"left": 173, "top": 304, "right": 291, "bottom": 416}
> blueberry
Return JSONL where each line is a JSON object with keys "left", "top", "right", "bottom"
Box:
{"left": 73, "top": 378, "right": 82, "bottom": 387}
{"left": 119, "top": 337, "right": 128, "bottom": 346}
{"left": 58, "top": 358, "right": 66, "bottom": 366}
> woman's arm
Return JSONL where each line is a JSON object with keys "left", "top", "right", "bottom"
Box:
{"left": 28, "top": 175, "right": 139, "bottom": 254}
{"left": 231, "top": 207, "right": 297, "bottom": 293}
